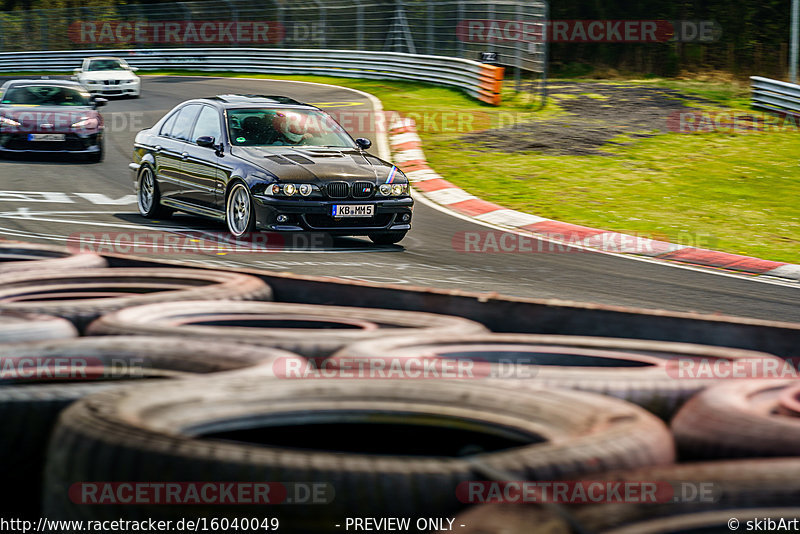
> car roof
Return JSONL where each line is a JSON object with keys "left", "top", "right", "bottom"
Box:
{"left": 196, "top": 94, "right": 318, "bottom": 109}
{"left": 1, "top": 79, "right": 84, "bottom": 88}
{"left": 85, "top": 56, "right": 126, "bottom": 61}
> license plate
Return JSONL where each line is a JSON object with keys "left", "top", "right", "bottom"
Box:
{"left": 332, "top": 204, "right": 374, "bottom": 217}
{"left": 28, "top": 133, "right": 65, "bottom": 142}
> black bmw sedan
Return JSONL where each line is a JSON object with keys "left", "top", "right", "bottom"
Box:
{"left": 131, "top": 94, "right": 413, "bottom": 244}
{"left": 0, "top": 79, "right": 106, "bottom": 162}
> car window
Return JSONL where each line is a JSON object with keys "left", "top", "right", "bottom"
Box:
{"left": 159, "top": 111, "right": 179, "bottom": 137}
{"left": 88, "top": 59, "right": 126, "bottom": 71}
{"left": 0, "top": 85, "right": 92, "bottom": 106}
{"left": 191, "top": 106, "right": 222, "bottom": 144}
{"left": 227, "top": 108, "right": 356, "bottom": 148}
{"left": 169, "top": 105, "right": 201, "bottom": 141}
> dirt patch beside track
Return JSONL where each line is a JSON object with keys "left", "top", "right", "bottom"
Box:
{"left": 464, "top": 82, "right": 719, "bottom": 156}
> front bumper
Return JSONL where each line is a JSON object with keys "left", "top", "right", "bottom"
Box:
{"left": 85, "top": 82, "right": 140, "bottom": 96}
{"left": 252, "top": 195, "right": 414, "bottom": 235}
{"left": 0, "top": 132, "right": 102, "bottom": 154}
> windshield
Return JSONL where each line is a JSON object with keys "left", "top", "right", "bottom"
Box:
{"left": 88, "top": 59, "right": 126, "bottom": 71}
{"left": 227, "top": 108, "right": 356, "bottom": 148}
{"left": 1, "top": 85, "right": 92, "bottom": 106}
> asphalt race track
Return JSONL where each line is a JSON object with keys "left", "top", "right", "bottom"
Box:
{"left": 0, "top": 75, "right": 798, "bottom": 322}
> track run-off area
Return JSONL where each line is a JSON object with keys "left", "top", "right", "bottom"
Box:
{"left": 0, "top": 75, "right": 798, "bottom": 322}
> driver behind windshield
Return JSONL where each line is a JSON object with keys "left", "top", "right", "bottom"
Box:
{"left": 228, "top": 108, "right": 353, "bottom": 148}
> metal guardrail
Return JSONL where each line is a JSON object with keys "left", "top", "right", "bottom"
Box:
{"left": 0, "top": 47, "right": 505, "bottom": 105}
{"left": 751, "top": 76, "right": 800, "bottom": 116}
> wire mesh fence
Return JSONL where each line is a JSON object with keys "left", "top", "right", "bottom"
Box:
{"left": 0, "top": 0, "right": 547, "bottom": 104}
{"left": 0, "top": 0, "right": 546, "bottom": 75}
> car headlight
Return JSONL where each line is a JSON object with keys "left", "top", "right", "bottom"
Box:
{"left": 378, "top": 183, "right": 408, "bottom": 196}
{"left": 262, "top": 183, "right": 317, "bottom": 197}
{"left": 86, "top": 80, "right": 100, "bottom": 85}
{"left": 0, "top": 116, "right": 20, "bottom": 127}
{"left": 72, "top": 117, "right": 98, "bottom": 129}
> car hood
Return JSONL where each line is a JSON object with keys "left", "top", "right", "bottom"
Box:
{"left": 0, "top": 106, "right": 99, "bottom": 130}
{"left": 233, "top": 146, "right": 397, "bottom": 183}
{"left": 79, "top": 71, "right": 138, "bottom": 81}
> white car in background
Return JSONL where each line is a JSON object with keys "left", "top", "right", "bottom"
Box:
{"left": 73, "top": 56, "right": 141, "bottom": 98}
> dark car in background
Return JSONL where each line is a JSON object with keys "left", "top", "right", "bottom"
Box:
{"left": 0, "top": 79, "right": 106, "bottom": 162}
{"left": 131, "top": 94, "right": 413, "bottom": 244}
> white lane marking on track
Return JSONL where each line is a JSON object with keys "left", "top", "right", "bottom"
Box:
{"left": 390, "top": 132, "right": 422, "bottom": 146}
{"left": 0, "top": 191, "right": 74, "bottom": 203}
{"left": 0, "top": 210, "right": 123, "bottom": 216}
{"left": 0, "top": 211, "right": 396, "bottom": 255}
{"left": 425, "top": 188, "right": 477, "bottom": 205}
{"left": 0, "top": 210, "right": 181, "bottom": 230}
{"left": 74, "top": 193, "right": 136, "bottom": 205}
{"left": 0, "top": 191, "right": 135, "bottom": 205}
{"left": 392, "top": 149, "right": 426, "bottom": 162}
{"left": 474, "top": 209, "right": 547, "bottom": 227}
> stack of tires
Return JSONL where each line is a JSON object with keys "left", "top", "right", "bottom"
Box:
{"left": 0, "top": 241, "right": 796, "bottom": 533}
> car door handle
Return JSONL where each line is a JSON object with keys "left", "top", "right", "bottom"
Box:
{"left": 180, "top": 152, "right": 189, "bottom": 160}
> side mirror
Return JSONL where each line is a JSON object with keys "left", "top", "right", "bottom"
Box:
{"left": 356, "top": 138, "right": 372, "bottom": 150}
{"left": 93, "top": 97, "right": 107, "bottom": 108}
{"left": 196, "top": 135, "right": 216, "bottom": 148}
{"left": 130, "top": 66, "right": 139, "bottom": 72}
{"left": 73, "top": 68, "right": 81, "bottom": 74}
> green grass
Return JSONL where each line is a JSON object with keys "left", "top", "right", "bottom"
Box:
{"left": 9, "top": 69, "right": 796, "bottom": 263}
{"left": 424, "top": 131, "right": 800, "bottom": 263}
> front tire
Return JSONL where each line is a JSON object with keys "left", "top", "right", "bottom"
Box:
{"left": 86, "top": 139, "right": 104, "bottom": 163}
{"left": 137, "top": 165, "right": 171, "bottom": 219}
{"left": 226, "top": 182, "right": 255, "bottom": 237}
{"left": 368, "top": 231, "right": 407, "bottom": 245}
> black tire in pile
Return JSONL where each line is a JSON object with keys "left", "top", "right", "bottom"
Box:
{"left": 0, "top": 336, "right": 303, "bottom": 518}
{"left": 0, "top": 311, "right": 78, "bottom": 342}
{"left": 671, "top": 380, "right": 800, "bottom": 459}
{"left": 329, "top": 334, "right": 782, "bottom": 418}
{"left": 0, "top": 242, "right": 107, "bottom": 273}
{"left": 454, "top": 458, "right": 800, "bottom": 533}
{"left": 570, "top": 458, "right": 800, "bottom": 531}
{"left": 86, "top": 300, "right": 489, "bottom": 357}
{"left": 42, "top": 377, "right": 674, "bottom": 532}
{"left": 0, "top": 268, "right": 273, "bottom": 330}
